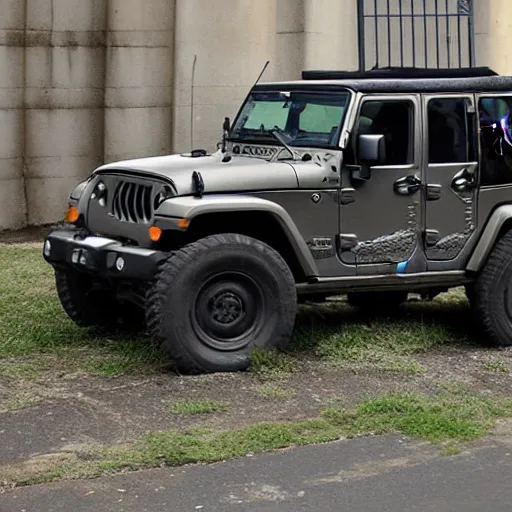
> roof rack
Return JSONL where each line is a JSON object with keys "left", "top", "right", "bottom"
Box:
{"left": 301, "top": 67, "right": 499, "bottom": 81}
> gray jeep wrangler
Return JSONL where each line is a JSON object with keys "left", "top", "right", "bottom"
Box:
{"left": 43, "top": 66, "right": 512, "bottom": 374}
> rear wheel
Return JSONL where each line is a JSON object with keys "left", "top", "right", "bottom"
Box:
{"left": 472, "top": 231, "right": 512, "bottom": 346}
{"left": 146, "top": 234, "right": 297, "bottom": 374}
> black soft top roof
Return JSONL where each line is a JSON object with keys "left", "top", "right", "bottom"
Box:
{"left": 302, "top": 66, "right": 499, "bottom": 80}
{"left": 255, "top": 67, "right": 512, "bottom": 94}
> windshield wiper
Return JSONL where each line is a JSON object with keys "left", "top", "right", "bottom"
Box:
{"left": 270, "top": 127, "right": 301, "bottom": 160}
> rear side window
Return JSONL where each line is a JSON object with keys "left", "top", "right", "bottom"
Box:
{"left": 479, "top": 97, "right": 512, "bottom": 187}
{"left": 427, "top": 98, "right": 475, "bottom": 164}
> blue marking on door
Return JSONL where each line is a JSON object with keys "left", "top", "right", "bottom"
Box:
{"left": 397, "top": 260, "right": 408, "bottom": 273}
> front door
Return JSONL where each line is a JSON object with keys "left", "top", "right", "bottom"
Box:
{"left": 339, "top": 95, "right": 424, "bottom": 275}
{"left": 422, "top": 95, "right": 478, "bottom": 267}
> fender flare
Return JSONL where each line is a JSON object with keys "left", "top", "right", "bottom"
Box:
{"left": 466, "top": 204, "right": 512, "bottom": 272}
{"left": 154, "top": 194, "right": 319, "bottom": 277}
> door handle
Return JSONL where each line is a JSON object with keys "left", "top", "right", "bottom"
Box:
{"left": 394, "top": 175, "right": 421, "bottom": 196}
{"left": 451, "top": 168, "right": 475, "bottom": 192}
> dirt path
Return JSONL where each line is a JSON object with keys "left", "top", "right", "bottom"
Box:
{"left": 2, "top": 344, "right": 512, "bottom": 476}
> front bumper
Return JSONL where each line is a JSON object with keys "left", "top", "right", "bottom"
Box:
{"left": 43, "top": 230, "right": 167, "bottom": 281}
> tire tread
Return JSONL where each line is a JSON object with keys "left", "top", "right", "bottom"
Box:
{"left": 145, "top": 233, "right": 296, "bottom": 374}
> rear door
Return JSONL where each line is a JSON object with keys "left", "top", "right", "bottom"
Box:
{"left": 422, "top": 94, "right": 478, "bottom": 268}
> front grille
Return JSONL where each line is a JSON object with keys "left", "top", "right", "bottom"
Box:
{"left": 112, "top": 181, "right": 154, "bottom": 223}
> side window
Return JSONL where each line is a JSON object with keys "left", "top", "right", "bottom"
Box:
{"left": 356, "top": 100, "right": 414, "bottom": 166}
{"left": 428, "top": 98, "right": 475, "bottom": 163}
{"left": 479, "top": 97, "right": 512, "bottom": 187}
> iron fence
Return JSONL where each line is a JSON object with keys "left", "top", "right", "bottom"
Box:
{"left": 358, "top": 0, "right": 475, "bottom": 70}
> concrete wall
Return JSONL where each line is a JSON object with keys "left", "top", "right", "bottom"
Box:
{"left": 1, "top": 0, "right": 512, "bottom": 230}
{"left": 0, "top": 0, "right": 26, "bottom": 230}
{"left": 24, "top": 0, "right": 107, "bottom": 225}
{"left": 105, "top": 0, "right": 174, "bottom": 163}
{"left": 474, "top": 0, "right": 512, "bottom": 75}
{"left": 172, "top": 0, "right": 277, "bottom": 153}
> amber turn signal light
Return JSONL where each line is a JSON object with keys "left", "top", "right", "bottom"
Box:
{"left": 149, "top": 226, "right": 162, "bottom": 242}
{"left": 178, "top": 218, "right": 189, "bottom": 229}
{"left": 66, "top": 206, "right": 80, "bottom": 224}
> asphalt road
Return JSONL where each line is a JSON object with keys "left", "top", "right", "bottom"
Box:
{"left": 3, "top": 435, "right": 512, "bottom": 512}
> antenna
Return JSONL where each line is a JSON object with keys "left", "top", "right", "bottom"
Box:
{"left": 219, "top": 61, "right": 270, "bottom": 160}
{"left": 241, "top": 60, "right": 270, "bottom": 108}
{"left": 190, "top": 54, "right": 197, "bottom": 150}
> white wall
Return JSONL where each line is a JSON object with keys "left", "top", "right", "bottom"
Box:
{"left": 24, "top": 0, "right": 107, "bottom": 225}
{"left": 0, "top": 0, "right": 26, "bottom": 229}
{"left": 104, "top": 0, "right": 174, "bottom": 163}
{"left": 172, "top": 0, "right": 277, "bottom": 153}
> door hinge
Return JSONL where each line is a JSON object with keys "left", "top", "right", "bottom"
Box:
{"left": 426, "top": 184, "right": 442, "bottom": 201}
{"left": 425, "top": 229, "right": 440, "bottom": 246}
{"left": 308, "top": 237, "right": 335, "bottom": 260}
{"left": 340, "top": 187, "right": 355, "bottom": 205}
{"left": 338, "top": 233, "right": 358, "bottom": 250}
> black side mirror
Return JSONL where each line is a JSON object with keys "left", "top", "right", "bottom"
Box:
{"left": 358, "top": 134, "right": 386, "bottom": 164}
{"left": 352, "top": 134, "right": 386, "bottom": 181}
{"left": 223, "top": 117, "right": 231, "bottom": 132}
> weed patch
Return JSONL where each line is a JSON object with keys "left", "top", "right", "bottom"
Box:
{"left": 169, "top": 400, "right": 230, "bottom": 415}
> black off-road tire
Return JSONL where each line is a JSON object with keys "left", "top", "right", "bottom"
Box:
{"left": 146, "top": 233, "right": 297, "bottom": 374}
{"left": 55, "top": 268, "right": 144, "bottom": 332}
{"left": 464, "top": 284, "right": 476, "bottom": 306}
{"left": 472, "top": 231, "right": 512, "bottom": 347}
{"left": 347, "top": 291, "right": 408, "bottom": 312}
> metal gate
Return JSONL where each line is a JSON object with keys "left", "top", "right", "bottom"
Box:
{"left": 358, "top": 0, "right": 475, "bottom": 71}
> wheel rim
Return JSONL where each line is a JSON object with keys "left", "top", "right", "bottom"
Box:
{"left": 192, "top": 271, "right": 265, "bottom": 351}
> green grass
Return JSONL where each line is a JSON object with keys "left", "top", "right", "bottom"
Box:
{"left": 285, "top": 291, "right": 472, "bottom": 374}
{"left": 256, "top": 383, "right": 295, "bottom": 400}
{"left": 1, "top": 392, "right": 42, "bottom": 413}
{"left": 169, "top": 399, "right": 230, "bottom": 415}
{"left": 323, "top": 391, "right": 510, "bottom": 442}
{"left": 484, "top": 360, "right": 510, "bottom": 373}
{"left": 0, "top": 245, "right": 479, "bottom": 381}
{"left": 6, "top": 387, "right": 512, "bottom": 488}
{"left": 249, "top": 348, "right": 297, "bottom": 376}
{"left": 0, "top": 244, "right": 166, "bottom": 379}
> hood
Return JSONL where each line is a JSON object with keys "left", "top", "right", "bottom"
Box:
{"left": 94, "top": 151, "right": 299, "bottom": 195}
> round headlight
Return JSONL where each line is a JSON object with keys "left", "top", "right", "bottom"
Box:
{"left": 154, "top": 186, "right": 174, "bottom": 210}
{"left": 115, "top": 257, "right": 125, "bottom": 272}
{"left": 44, "top": 240, "right": 51, "bottom": 257}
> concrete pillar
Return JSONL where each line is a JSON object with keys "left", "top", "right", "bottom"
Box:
{"left": 24, "top": 0, "right": 107, "bottom": 225}
{"left": 474, "top": 0, "right": 512, "bottom": 74}
{"left": 173, "top": 0, "right": 277, "bottom": 153}
{"left": 274, "top": 0, "right": 358, "bottom": 81}
{"left": 104, "top": 0, "right": 174, "bottom": 163}
{"left": 0, "top": 0, "right": 26, "bottom": 230}
{"left": 275, "top": 0, "right": 305, "bottom": 81}
{"left": 303, "top": 0, "right": 358, "bottom": 72}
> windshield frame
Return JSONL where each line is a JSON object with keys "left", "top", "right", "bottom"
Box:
{"left": 229, "top": 87, "right": 353, "bottom": 150}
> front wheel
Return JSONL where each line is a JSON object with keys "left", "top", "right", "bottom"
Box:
{"left": 55, "top": 268, "right": 145, "bottom": 332}
{"left": 146, "top": 234, "right": 297, "bottom": 374}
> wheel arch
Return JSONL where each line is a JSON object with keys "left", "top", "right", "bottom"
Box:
{"left": 467, "top": 204, "right": 512, "bottom": 272}
{"left": 154, "top": 195, "right": 318, "bottom": 280}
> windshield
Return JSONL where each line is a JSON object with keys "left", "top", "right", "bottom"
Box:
{"left": 230, "top": 90, "right": 350, "bottom": 149}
